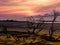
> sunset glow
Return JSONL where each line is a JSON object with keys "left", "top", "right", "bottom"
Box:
{"left": 0, "top": 1, "right": 60, "bottom": 45}
{"left": 0, "top": 0, "right": 60, "bottom": 16}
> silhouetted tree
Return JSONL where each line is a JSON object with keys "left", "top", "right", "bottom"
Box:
{"left": 26, "top": 16, "right": 45, "bottom": 35}
{"left": 49, "top": 10, "right": 58, "bottom": 39}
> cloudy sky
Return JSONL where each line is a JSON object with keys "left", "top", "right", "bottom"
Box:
{"left": 0, "top": 0, "right": 60, "bottom": 20}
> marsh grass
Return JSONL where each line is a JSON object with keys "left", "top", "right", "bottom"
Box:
{"left": 0, "top": 27, "right": 60, "bottom": 45}
{"left": 0, "top": 32, "right": 60, "bottom": 45}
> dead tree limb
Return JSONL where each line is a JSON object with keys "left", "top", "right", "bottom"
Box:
{"left": 49, "top": 10, "right": 57, "bottom": 39}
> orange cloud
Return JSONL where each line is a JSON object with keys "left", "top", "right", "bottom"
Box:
{"left": 0, "top": 0, "right": 60, "bottom": 16}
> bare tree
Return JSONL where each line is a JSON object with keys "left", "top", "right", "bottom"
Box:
{"left": 49, "top": 10, "right": 58, "bottom": 39}
{"left": 26, "top": 16, "right": 45, "bottom": 35}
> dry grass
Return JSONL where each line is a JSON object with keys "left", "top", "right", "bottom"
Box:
{"left": 0, "top": 34, "right": 60, "bottom": 45}
{"left": 0, "top": 28, "right": 60, "bottom": 45}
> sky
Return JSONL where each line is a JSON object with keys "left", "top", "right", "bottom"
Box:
{"left": 0, "top": 0, "right": 60, "bottom": 20}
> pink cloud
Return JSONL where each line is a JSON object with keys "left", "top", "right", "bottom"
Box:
{"left": 0, "top": 0, "right": 60, "bottom": 16}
